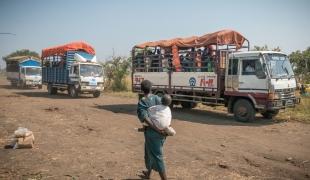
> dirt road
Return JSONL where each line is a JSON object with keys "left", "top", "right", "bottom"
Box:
{"left": 0, "top": 77, "right": 309, "bottom": 180}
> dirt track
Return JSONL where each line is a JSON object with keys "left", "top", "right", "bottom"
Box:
{"left": 0, "top": 77, "right": 310, "bottom": 180}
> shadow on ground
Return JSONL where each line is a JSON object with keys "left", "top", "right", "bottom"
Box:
{"left": 94, "top": 104, "right": 282, "bottom": 127}
{"left": 0, "top": 84, "right": 39, "bottom": 90}
{"left": 14, "top": 91, "right": 93, "bottom": 99}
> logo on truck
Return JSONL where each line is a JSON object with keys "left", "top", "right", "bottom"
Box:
{"left": 189, "top": 77, "right": 196, "bottom": 87}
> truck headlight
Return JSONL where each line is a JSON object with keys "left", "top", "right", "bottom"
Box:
{"left": 268, "top": 92, "right": 280, "bottom": 100}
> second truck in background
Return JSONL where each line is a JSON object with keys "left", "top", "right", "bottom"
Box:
{"left": 41, "top": 42, "right": 105, "bottom": 98}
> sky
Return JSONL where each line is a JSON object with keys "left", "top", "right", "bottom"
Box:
{"left": 0, "top": 0, "right": 310, "bottom": 68}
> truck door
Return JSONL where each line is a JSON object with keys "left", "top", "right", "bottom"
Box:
{"left": 225, "top": 58, "right": 239, "bottom": 91}
{"left": 238, "top": 58, "right": 267, "bottom": 92}
{"left": 69, "top": 65, "right": 79, "bottom": 82}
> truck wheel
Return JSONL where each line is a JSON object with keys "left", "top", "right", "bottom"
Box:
{"left": 11, "top": 82, "right": 17, "bottom": 87}
{"left": 93, "top": 91, "right": 100, "bottom": 98}
{"left": 38, "top": 85, "right": 43, "bottom": 89}
{"left": 233, "top": 99, "right": 255, "bottom": 122}
{"left": 47, "top": 84, "right": 57, "bottom": 95}
{"left": 181, "top": 101, "right": 197, "bottom": 109}
{"left": 261, "top": 110, "right": 279, "bottom": 119}
{"left": 69, "top": 85, "right": 78, "bottom": 98}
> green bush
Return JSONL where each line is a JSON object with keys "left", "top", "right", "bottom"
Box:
{"left": 102, "top": 56, "right": 131, "bottom": 91}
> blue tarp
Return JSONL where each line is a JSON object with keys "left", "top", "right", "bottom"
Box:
{"left": 20, "top": 59, "right": 41, "bottom": 67}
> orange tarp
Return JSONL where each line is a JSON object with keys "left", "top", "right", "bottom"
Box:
{"left": 41, "top": 41, "right": 95, "bottom": 59}
{"left": 135, "top": 29, "right": 246, "bottom": 49}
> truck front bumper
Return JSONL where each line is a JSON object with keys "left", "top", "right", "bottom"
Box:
{"left": 80, "top": 85, "right": 104, "bottom": 92}
{"left": 26, "top": 81, "right": 42, "bottom": 86}
{"left": 266, "top": 97, "right": 300, "bottom": 110}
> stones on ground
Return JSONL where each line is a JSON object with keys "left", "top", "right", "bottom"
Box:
{"left": 285, "top": 157, "right": 293, "bottom": 162}
{"left": 218, "top": 162, "right": 229, "bottom": 169}
{"left": 44, "top": 107, "right": 59, "bottom": 112}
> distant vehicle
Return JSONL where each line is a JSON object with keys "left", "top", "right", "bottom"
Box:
{"left": 131, "top": 29, "right": 300, "bottom": 122}
{"left": 41, "top": 42, "right": 104, "bottom": 98}
{"left": 5, "top": 56, "right": 42, "bottom": 88}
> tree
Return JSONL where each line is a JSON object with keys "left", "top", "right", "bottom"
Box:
{"left": 289, "top": 47, "right": 310, "bottom": 83}
{"left": 102, "top": 56, "right": 131, "bottom": 91}
{"left": 3, "top": 49, "right": 40, "bottom": 61}
{"left": 252, "top": 45, "right": 281, "bottom": 52}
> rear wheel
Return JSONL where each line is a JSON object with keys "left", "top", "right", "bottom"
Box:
{"left": 69, "top": 85, "right": 78, "bottom": 98}
{"left": 261, "top": 110, "right": 279, "bottom": 119}
{"left": 38, "top": 85, "right": 43, "bottom": 89}
{"left": 181, "top": 101, "right": 197, "bottom": 109}
{"left": 233, "top": 99, "right": 255, "bottom": 122}
{"left": 47, "top": 84, "right": 57, "bottom": 95}
{"left": 11, "top": 81, "right": 17, "bottom": 87}
{"left": 93, "top": 91, "right": 100, "bottom": 98}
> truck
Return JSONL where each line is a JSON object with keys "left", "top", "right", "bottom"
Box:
{"left": 5, "top": 56, "right": 42, "bottom": 88}
{"left": 41, "top": 41, "right": 104, "bottom": 98}
{"left": 131, "top": 29, "right": 300, "bottom": 122}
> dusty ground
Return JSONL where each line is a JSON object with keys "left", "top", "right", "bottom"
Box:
{"left": 0, "top": 76, "right": 310, "bottom": 180}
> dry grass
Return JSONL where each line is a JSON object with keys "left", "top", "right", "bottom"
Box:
{"left": 276, "top": 96, "right": 310, "bottom": 123}
{"left": 104, "top": 91, "right": 137, "bottom": 99}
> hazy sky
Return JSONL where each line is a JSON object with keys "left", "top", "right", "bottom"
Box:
{"left": 0, "top": 0, "right": 310, "bottom": 68}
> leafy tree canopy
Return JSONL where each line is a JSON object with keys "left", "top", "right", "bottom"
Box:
{"left": 3, "top": 49, "right": 40, "bottom": 61}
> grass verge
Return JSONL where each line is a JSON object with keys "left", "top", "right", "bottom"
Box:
{"left": 276, "top": 96, "right": 310, "bottom": 123}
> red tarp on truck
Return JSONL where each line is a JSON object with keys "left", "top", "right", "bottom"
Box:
{"left": 134, "top": 29, "right": 246, "bottom": 49}
{"left": 41, "top": 41, "right": 95, "bottom": 59}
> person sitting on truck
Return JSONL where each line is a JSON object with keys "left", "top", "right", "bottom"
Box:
{"left": 245, "top": 62, "right": 255, "bottom": 73}
{"left": 181, "top": 53, "right": 190, "bottom": 72}
{"left": 195, "top": 49, "right": 202, "bottom": 72}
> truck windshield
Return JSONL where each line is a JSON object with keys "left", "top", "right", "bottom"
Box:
{"left": 80, "top": 64, "right": 103, "bottom": 77}
{"left": 26, "top": 67, "right": 41, "bottom": 76}
{"left": 264, "top": 53, "right": 294, "bottom": 79}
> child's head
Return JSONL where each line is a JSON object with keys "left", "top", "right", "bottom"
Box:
{"left": 161, "top": 94, "right": 172, "bottom": 106}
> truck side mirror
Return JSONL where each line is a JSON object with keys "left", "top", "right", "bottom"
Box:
{"left": 255, "top": 69, "right": 266, "bottom": 79}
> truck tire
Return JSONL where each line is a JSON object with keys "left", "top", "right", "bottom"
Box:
{"left": 47, "top": 84, "right": 57, "bottom": 95}
{"left": 38, "top": 85, "right": 43, "bottom": 89}
{"left": 93, "top": 91, "right": 100, "bottom": 98}
{"left": 69, "top": 85, "right": 78, "bottom": 98}
{"left": 11, "top": 82, "right": 17, "bottom": 87}
{"left": 181, "top": 101, "right": 197, "bottom": 109}
{"left": 261, "top": 110, "right": 279, "bottom": 119}
{"left": 233, "top": 99, "right": 255, "bottom": 122}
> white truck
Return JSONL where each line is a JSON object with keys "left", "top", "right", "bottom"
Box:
{"left": 132, "top": 30, "right": 300, "bottom": 122}
{"left": 5, "top": 56, "right": 42, "bottom": 88}
{"left": 41, "top": 42, "right": 104, "bottom": 98}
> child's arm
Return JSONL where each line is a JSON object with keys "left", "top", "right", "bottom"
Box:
{"left": 143, "top": 117, "right": 167, "bottom": 136}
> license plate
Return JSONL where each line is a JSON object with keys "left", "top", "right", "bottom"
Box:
{"left": 286, "top": 99, "right": 293, "bottom": 106}
{"left": 89, "top": 79, "right": 97, "bottom": 86}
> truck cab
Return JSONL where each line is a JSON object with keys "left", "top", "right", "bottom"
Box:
{"left": 20, "top": 66, "right": 42, "bottom": 88}
{"left": 68, "top": 61, "right": 104, "bottom": 97}
{"left": 225, "top": 51, "right": 300, "bottom": 121}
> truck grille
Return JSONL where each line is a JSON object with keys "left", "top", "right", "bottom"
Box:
{"left": 275, "top": 88, "right": 295, "bottom": 99}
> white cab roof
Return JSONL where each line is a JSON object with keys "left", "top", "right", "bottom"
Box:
{"left": 229, "top": 51, "right": 286, "bottom": 58}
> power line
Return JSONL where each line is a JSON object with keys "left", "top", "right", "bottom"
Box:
{"left": 0, "top": 33, "right": 16, "bottom": 36}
